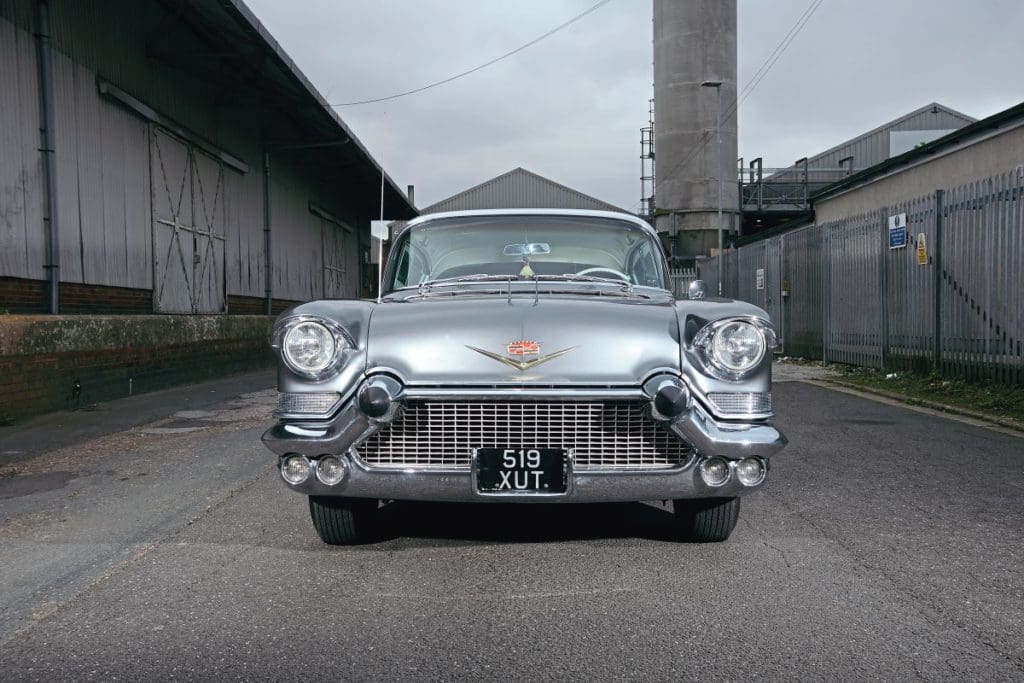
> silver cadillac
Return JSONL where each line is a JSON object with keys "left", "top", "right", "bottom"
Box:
{"left": 262, "top": 209, "right": 786, "bottom": 544}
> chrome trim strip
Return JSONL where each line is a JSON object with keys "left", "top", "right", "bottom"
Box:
{"left": 402, "top": 387, "right": 645, "bottom": 400}
{"left": 349, "top": 450, "right": 694, "bottom": 475}
{"left": 669, "top": 402, "right": 786, "bottom": 459}
{"left": 275, "top": 452, "right": 768, "bottom": 503}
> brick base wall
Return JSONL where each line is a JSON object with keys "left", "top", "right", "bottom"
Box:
{"left": 2, "top": 278, "right": 301, "bottom": 316}
{"left": 0, "top": 315, "right": 276, "bottom": 423}
{"left": 0, "top": 277, "right": 47, "bottom": 314}
{"left": 60, "top": 281, "right": 152, "bottom": 314}
{"left": 227, "top": 295, "right": 302, "bottom": 315}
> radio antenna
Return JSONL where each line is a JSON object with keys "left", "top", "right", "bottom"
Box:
{"left": 377, "top": 162, "right": 385, "bottom": 304}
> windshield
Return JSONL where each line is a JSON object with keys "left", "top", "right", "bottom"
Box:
{"left": 384, "top": 215, "right": 668, "bottom": 291}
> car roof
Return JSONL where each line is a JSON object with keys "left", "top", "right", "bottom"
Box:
{"left": 400, "top": 209, "right": 659, "bottom": 239}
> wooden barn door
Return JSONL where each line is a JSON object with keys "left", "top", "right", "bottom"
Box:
{"left": 150, "top": 126, "right": 227, "bottom": 313}
{"left": 320, "top": 216, "right": 358, "bottom": 299}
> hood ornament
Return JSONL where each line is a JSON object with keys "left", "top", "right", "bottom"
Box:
{"left": 467, "top": 341, "right": 577, "bottom": 372}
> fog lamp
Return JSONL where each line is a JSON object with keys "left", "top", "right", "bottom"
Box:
{"left": 700, "top": 456, "right": 731, "bottom": 487}
{"left": 315, "top": 456, "right": 347, "bottom": 486}
{"left": 281, "top": 454, "right": 312, "bottom": 484}
{"left": 736, "top": 457, "right": 766, "bottom": 486}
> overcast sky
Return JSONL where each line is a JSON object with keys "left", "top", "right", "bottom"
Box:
{"left": 245, "top": 0, "right": 1023, "bottom": 213}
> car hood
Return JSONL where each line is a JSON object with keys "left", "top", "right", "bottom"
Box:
{"left": 366, "top": 295, "right": 682, "bottom": 386}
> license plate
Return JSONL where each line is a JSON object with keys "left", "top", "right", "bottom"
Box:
{"left": 475, "top": 448, "right": 567, "bottom": 494}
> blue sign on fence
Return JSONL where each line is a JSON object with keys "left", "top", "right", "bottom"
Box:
{"left": 888, "top": 213, "right": 907, "bottom": 249}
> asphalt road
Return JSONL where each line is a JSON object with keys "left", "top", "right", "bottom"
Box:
{"left": 0, "top": 373, "right": 1022, "bottom": 680}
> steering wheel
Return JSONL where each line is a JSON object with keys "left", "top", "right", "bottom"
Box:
{"left": 576, "top": 266, "right": 631, "bottom": 282}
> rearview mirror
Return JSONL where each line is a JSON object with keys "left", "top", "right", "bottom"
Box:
{"left": 688, "top": 280, "right": 707, "bottom": 300}
{"left": 503, "top": 242, "right": 551, "bottom": 257}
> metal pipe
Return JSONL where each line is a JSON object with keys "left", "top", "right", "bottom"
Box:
{"left": 263, "top": 151, "right": 272, "bottom": 315}
{"left": 34, "top": 0, "right": 59, "bottom": 313}
{"left": 714, "top": 85, "right": 723, "bottom": 296}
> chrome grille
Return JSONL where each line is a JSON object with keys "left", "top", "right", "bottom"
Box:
{"left": 277, "top": 392, "right": 341, "bottom": 416}
{"left": 356, "top": 400, "right": 693, "bottom": 470}
{"left": 705, "top": 392, "right": 772, "bottom": 415}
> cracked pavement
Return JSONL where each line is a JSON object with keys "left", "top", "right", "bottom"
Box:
{"left": 0, "top": 373, "right": 1021, "bottom": 680}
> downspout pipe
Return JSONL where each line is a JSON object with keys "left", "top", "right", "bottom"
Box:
{"left": 263, "top": 151, "right": 272, "bottom": 315}
{"left": 34, "top": 0, "right": 59, "bottom": 313}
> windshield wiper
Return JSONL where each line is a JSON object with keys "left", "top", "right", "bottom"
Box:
{"left": 534, "top": 273, "right": 635, "bottom": 294}
{"left": 417, "top": 274, "right": 518, "bottom": 296}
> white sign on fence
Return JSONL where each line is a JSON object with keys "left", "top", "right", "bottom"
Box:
{"left": 888, "top": 213, "right": 907, "bottom": 249}
{"left": 756, "top": 268, "right": 765, "bottom": 290}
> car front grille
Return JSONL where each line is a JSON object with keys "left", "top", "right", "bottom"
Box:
{"left": 355, "top": 400, "right": 693, "bottom": 471}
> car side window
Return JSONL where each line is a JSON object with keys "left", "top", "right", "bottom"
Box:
{"left": 392, "top": 242, "right": 411, "bottom": 288}
{"left": 629, "top": 240, "right": 663, "bottom": 288}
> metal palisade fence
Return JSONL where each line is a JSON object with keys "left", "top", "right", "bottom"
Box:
{"left": 667, "top": 267, "right": 699, "bottom": 299}
{"left": 699, "top": 170, "right": 1024, "bottom": 384}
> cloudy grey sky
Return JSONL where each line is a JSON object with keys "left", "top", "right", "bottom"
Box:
{"left": 245, "top": 0, "right": 1023, "bottom": 212}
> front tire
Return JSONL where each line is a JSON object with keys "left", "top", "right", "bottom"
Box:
{"left": 673, "top": 497, "right": 740, "bottom": 542}
{"left": 308, "top": 496, "right": 377, "bottom": 545}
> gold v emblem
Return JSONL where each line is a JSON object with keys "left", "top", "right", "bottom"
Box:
{"left": 466, "top": 345, "right": 578, "bottom": 372}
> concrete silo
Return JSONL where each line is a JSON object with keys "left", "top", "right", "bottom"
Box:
{"left": 653, "top": 0, "right": 739, "bottom": 261}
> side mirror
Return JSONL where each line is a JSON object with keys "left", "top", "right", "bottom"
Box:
{"left": 688, "top": 280, "right": 707, "bottom": 300}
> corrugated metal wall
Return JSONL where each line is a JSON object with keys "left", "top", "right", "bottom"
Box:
{"left": 699, "top": 170, "right": 1024, "bottom": 384}
{"left": 52, "top": 50, "right": 153, "bottom": 290}
{"left": 807, "top": 107, "right": 972, "bottom": 174}
{"left": 0, "top": 3, "right": 43, "bottom": 281}
{"left": 0, "top": 1, "right": 369, "bottom": 310}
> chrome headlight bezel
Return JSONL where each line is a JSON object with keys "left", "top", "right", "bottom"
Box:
{"left": 692, "top": 316, "right": 777, "bottom": 380}
{"left": 271, "top": 316, "right": 356, "bottom": 380}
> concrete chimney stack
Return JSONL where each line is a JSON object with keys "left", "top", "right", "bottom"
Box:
{"left": 653, "top": 0, "right": 739, "bottom": 261}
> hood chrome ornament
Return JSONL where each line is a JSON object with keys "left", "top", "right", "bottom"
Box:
{"left": 466, "top": 342, "right": 578, "bottom": 372}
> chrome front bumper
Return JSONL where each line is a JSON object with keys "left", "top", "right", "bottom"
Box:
{"left": 261, "top": 382, "right": 787, "bottom": 503}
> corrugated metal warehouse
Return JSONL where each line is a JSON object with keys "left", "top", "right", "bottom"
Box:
{"left": 0, "top": 0, "right": 415, "bottom": 315}
{"left": 767, "top": 103, "right": 975, "bottom": 183}
{"left": 0, "top": 0, "right": 416, "bottom": 420}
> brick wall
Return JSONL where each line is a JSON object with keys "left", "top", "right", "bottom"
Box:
{"left": 1, "top": 277, "right": 151, "bottom": 314}
{"left": 1, "top": 278, "right": 301, "bottom": 315}
{"left": 227, "top": 295, "right": 302, "bottom": 315}
{"left": 60, "top": 282, "right": 152, "bottom": 314}
{"left": 0, "top": 315, "right": 276, "bottom": 423}
{"left": 0, "top": 278, "right": 48, "bottom": 314}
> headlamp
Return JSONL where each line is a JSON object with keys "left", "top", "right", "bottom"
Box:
{"left": 693, "top": 317, "right": 776, "bottom": 379}
{"left": 273, "top": 317, "right": 354, "bottom": 379}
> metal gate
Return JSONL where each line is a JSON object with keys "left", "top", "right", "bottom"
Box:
{"left": 150, "top": 127, "right": 227, "bottom": 313}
